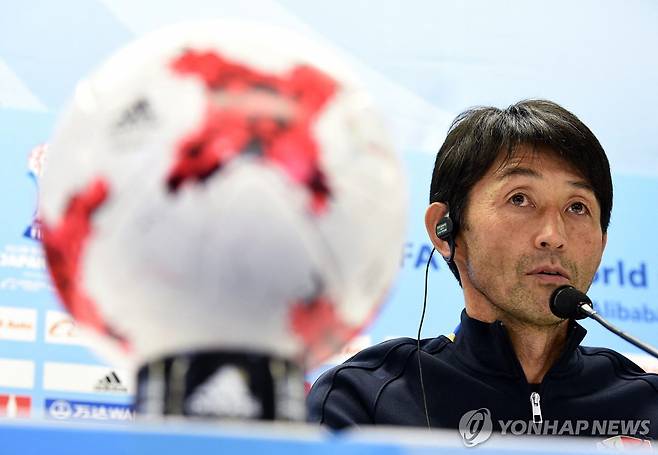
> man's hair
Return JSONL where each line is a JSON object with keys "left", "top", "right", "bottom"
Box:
{"left": 430, "top": 99, "right": 613, "bottom": 283}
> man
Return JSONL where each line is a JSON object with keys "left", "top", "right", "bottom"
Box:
{"left": 307, "top": 100, "right": 658, "bottom": 439}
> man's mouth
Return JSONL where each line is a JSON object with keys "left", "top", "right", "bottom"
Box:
{"left": 527, "top": 266, "right": 571, "bottom": 284}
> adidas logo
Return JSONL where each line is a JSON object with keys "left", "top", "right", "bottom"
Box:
{"left": 114, "top": 98, "right": 155, "bottom": 131}
{"left": 185, "top": 366, "right": 261, "bottom": 418}
{"left": 94, "top": 371, "right": 128, "bottom": 393}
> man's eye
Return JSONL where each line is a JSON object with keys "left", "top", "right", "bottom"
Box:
{"left": 568, "top": 202, "right": 589, "bottom": 215}
{"left": 509, "top": 193, "right": 529, "bottom": 206}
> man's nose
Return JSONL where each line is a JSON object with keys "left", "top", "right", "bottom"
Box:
{"left": 534, "top": 210, "right": 567, "bottom": 250}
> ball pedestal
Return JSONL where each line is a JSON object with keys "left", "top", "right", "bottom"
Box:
{"left": 135, "top": 351, "right": 306, "bottom": 421}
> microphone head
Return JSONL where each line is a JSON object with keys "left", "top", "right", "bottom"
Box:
{"left": 549, "top": 285, "right": 591, "bottom": 320}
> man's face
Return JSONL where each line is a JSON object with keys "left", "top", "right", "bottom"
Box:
{"left": 456, "top": 145, "right": 607, "bottom": 326}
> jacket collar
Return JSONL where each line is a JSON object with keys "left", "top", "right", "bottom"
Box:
{"left": 451, "top": 309, "right": 587, "bottom": 380}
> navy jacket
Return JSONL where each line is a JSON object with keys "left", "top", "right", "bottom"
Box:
{"left": 307, "top": 310, "right": 658, "bottom": 439}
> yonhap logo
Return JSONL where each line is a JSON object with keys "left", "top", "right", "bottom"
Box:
{"left": 459, "top": 408, "right": 493, "bottom": 447}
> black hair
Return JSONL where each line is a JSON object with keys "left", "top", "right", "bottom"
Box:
{"left": 430, "top": 99, "right": 613, "bottom": 283}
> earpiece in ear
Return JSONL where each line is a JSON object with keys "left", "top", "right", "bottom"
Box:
{"left": 435, "top": 214, "right": 453, "bottom": 241}
{"left": 435, "top": 213, "right": 457, "bottom": 268}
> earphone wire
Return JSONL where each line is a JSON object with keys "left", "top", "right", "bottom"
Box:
{"left": 417, "top": 247, "right": 435, "bottom": 429}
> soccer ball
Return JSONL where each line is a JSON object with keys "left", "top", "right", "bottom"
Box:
{"left": 40, "top": 21, "right": 406, "bottom": 369}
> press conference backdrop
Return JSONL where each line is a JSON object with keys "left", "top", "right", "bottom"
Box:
{"left": 0, "top": 0, "right": 657, "bottom": 422}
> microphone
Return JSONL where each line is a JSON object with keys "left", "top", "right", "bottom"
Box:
{"left": 550, "top": 285, "right": 658, "bottom": 359}
{"left": 549, "top": 286, "right": 592, "bottom": 320}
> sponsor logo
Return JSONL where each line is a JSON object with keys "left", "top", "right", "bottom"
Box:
{"left": 0, "top": 244, "right": 46, "bottom": 271}
{"left": 47, "top": 399, "right": 72, "bottom": 419}
{"left": 45, "top": 399, "right": 134, "bottom": 422}
{"left": 113, "top": 98, "right": 156, "bottom": 132}
{"left": 592, "top": 301, "right": 658, "bottom": 324}
{"left": 459, "top": 408, "right": 493, "bottom": 447}
{"left": 95, "top": 371, "right": 128, "bottom": 393}
{"left": 593, "top": 261, "right": 648, "bottom": 288}
{"left": 45, "top": 310, "right": 85, "bottom": 345}
{"left": 185, "top": 366, "right": 261, "bottom": 418}
{"left": 23, "top": 144, "right": 48, "bottom": 241}
{"left": 402, "top": 242, "right": 441, "bottom": 271}
{"left": 0, "top": 359, "right": 34, "bottom": 389}
{"left": 0, "top": 394, "right": 31, "bottom": 418}
{"left": 0, "top": 307, "right": 36, "bottom": 341}
{"left": 43, "top": 363, "right": 134, "bottom": 395}
{"left": 0, "top": 277, "right": 52, "bottom": 293}
{"left": 401, "top": 247, "right": 653, "bottom": 289}
{"left": 0, "top": 244, "right": 51, "bottom": 294}
{"left": 109, "top": 98, "right": 160, "bottom": 152}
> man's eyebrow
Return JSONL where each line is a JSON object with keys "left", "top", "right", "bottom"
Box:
{"left": 496, "top": 166, "right": 540, "bottom": 180}
{"left": 568, "top": 180, "right": 594, "bottom": 193}
{"left": 496, "top": 166, "right": 595, "bottom": 192}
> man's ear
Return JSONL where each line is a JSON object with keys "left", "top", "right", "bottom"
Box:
{"left": 602, "top": 232, "right": 608, "bottom": 251}
{"left": 425, "top": 202, "right": 452, "bottom": 260}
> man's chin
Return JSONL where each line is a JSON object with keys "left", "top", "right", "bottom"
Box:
{"left": 511, "top": 306, "right": 566, "bottom": 328}
{"left": 536, "top": 313, "right": 568, "bottom": 327}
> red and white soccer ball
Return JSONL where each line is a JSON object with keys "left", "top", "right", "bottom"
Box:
{"left": 40, "top": 21, "right": 406, "bottom": 369}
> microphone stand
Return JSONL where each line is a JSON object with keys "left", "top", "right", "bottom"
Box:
{"left": 579, "top": 303, "right": 658, "bottom": 360}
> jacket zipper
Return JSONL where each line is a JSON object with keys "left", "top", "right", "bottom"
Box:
{"left": 530, "top": 392, "right": 543, "bottom": 423}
